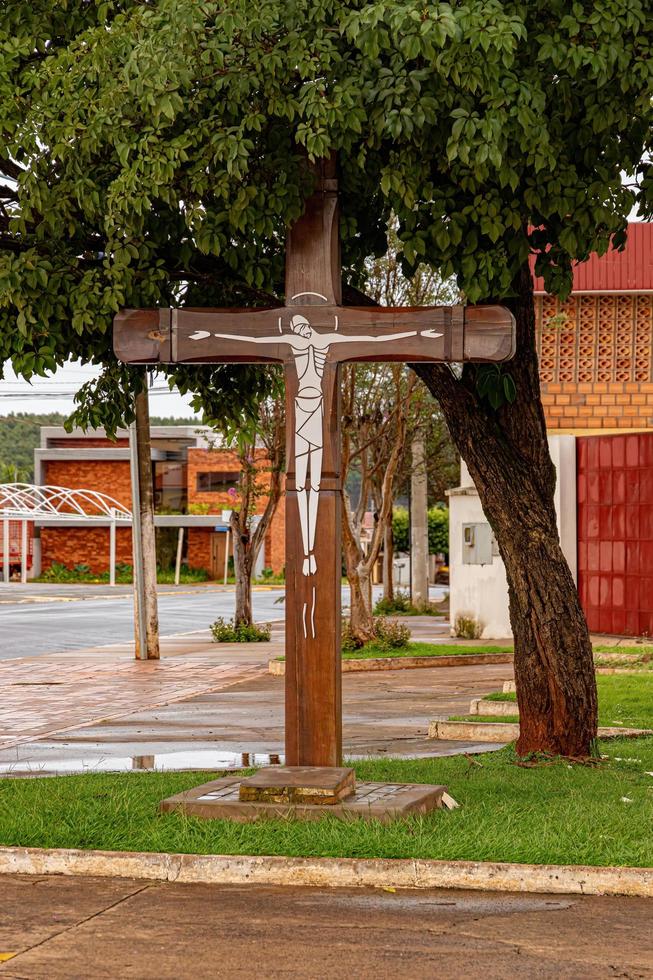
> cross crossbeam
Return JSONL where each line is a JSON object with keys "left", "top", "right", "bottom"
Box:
{"left": 114, "top": 156, "right": 515, "bottom": 767}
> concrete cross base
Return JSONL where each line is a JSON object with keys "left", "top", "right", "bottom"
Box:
{"left": 239, "top": 766, "right": 356, "bottom": 805}
{"left": 160, "top": 770, "right": 448, "bottom": 824}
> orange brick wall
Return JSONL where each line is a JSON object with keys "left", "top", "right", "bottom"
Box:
{"left": 188, "top": 448, "right": 285, "bottom": 574}
{"left": 44, "top": 460, "right": 132, "bottom": 510}
{"left": 187, "top": 527, "right": 212, "bottom": 572}
{"left": 40, "top": 459, "right": 134, "bottom": 574}
{"left": 536, "top": 294, "right": 653, "bottom": 431}
{"left": 40, "top": 443, "right": 287, "bottom": 577}
{"left": 40, "top": 527, "right": 133, "bottom": 574}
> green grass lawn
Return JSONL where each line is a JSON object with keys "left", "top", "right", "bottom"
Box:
{"left": 343, "top": 642, "right": 514, "bottom": 661}
{"left": 593, "top": 645, "right": 653, "bottom": 655}
{"left": 455, "top": 675, "right": 653, "bottom": 730}
{"left": 1, "top": 740, "right": 652, "bottom": 868}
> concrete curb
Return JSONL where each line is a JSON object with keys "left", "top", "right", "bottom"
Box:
{"left": 470, "top": 698, "right": 517, "bottom": 717}
{"left": 428, "top": 719, "right": 653, "bottom": 742}
{"left": 269, "top": 652, "right": 514, "bottom": 676}
{"left": 1, "top": 846, "right": 652, "bottom": 897}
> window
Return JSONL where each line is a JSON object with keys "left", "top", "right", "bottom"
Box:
{"left": 196, "top": 471, "right": 240, "bottom": 493}
{"left": 153, "top": 462, "right": 187, "bottom": 513}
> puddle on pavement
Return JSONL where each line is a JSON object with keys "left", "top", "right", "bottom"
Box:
{"left": 0, "top": 750, "right": 284, "bottom": 777}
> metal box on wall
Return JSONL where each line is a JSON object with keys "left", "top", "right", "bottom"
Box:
{"left": 462, "top": 522, "right": 494, "bottom": 565}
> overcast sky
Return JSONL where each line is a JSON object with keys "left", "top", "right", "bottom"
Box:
{"left": 0, "top": 360, "right": 199, "bottom": 419}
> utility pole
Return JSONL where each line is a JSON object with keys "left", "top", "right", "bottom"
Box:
{"left": 129, "top": 384, "right": 160, "bottom": 660}
{"left": 410, "top": 433, "right": 429, "bottom": 608}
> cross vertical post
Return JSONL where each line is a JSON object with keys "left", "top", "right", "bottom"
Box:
{"left": 284, "top": 155, "right": 343, "bottom": 766}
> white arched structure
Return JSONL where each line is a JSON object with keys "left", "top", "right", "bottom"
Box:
{"left": 0, "top": 484, "right": 132, "bottom": 585}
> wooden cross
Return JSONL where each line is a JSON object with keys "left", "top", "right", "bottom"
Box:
{"left": 114, "top": 156, "right": 515, "bottom": 768}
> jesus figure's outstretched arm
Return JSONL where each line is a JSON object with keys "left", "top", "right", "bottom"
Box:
{"left": 189, "top": 330, "right": 300, "bottom": 346}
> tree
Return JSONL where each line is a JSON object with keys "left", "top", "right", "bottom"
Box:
{"left": 358, "top": 217, "right": 459, "bottom": 609}
{"left": 216, "top": 394, "right": 285, "bottom": 627}
{"left": 341, "top": 362, "right": 417, "bottom": 641}
{"left": 2, "top": 1, "right": 652, "bottom": 755}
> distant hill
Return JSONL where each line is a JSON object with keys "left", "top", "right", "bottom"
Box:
{"left": 0, "top": 412, "right": 197, "bottom": 482}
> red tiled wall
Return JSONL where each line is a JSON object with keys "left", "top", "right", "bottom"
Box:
{"left": 577, "top": 433, "right": 653, "bottom": 636}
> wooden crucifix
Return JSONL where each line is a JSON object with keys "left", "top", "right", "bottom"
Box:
{"left": 114, "top": 156, "right": 515, "bottom": 769}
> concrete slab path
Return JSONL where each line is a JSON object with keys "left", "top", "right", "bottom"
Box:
{"left": 0, "top": 874, "right": 651, "bottom": 978}
{"left": 0, "top": 628, "right": 513, "bottom": 772}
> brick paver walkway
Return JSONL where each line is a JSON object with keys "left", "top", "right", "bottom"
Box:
{"left": 0, "top": 656, "right": 263, "bottom": 750}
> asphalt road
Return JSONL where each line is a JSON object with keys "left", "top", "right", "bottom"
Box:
{"left": 0, "top": 582, "right": 448, "bottom": 661}
{"left": 0, "top": 584, "right": 286, "bottom": 660}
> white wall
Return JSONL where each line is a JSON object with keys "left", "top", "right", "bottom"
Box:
{"left": 447, "top": 435, "right": 577, "bottom": 639}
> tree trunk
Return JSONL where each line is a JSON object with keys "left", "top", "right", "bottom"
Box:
{"left": 133, "top": 387, "right": 159, "bottom": 660}
{"left": 412, "top": 264, "right": 598, "bottom": 757}
{"left": 383, "top": 520, "right": 394, "bottom": 602}
{"left": 231, "top": 513, "right": 253, "bottom": 627}
{"left": 348, "top": 561, "right": 375, "bottom": 644}
{"left": 410, "top": 434, "right": 429, "bottom": 607}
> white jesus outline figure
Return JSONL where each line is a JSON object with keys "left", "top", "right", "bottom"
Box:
{"left": 188, "top": 316, "right": 442, "bottom": 577}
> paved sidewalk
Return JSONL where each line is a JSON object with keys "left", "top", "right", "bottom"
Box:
{"left": 0, "top": 614, "right": 516, "bottom": 772}
{"left": 0, "top": 631, "right": 276, "bottom": 751}
{"left": 0, "top": 875, "right": 651, "bottom": 978}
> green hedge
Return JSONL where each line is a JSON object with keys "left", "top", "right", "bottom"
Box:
{"left": 392, "top": 506, "right": 449, "bottom": 558}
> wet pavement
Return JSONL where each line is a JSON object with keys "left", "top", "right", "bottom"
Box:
{"left": 0, "top": 583, "right": 518, "bottom": 774}
{"left": 0, "top": 876, "right": 651, "bottom": 978}
{"left": 0, "top": 602, "right": 515, "bottom": 774}
{"left": 0, "top": 657, "right": 512, "bottom": 773}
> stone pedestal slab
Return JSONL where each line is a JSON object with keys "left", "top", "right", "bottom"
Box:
{"left": 160, "top": 774, "right": 448, "bottom": 824}
{"left": 239, "top": 766, "right": 355, "bottom": 805}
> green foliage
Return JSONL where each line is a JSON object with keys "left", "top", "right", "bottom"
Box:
{"left": 475, "top": 365, "right": 517, "bottom": 411}
{"left": 373, "top": 590, "right": 443, "bottom": 617}
{"left": 37, "top": 560, "right": 208, "bottom": 584}
{"left": 210, "top": 616, "right": 271, "bottom": 643}
{"left": 392, "top": 507, "right": 410, "bottom": 553}
{"left": 374, "top": 590, "right": 413, "bottom": 615}
{"left": 342, "top": 616, "right": 411, "bottom": 652}
{"left": 1, "top": 0, "right": 652, "bottom": 428}
{"left": 392, "top": 506, "right": 449, "bottom": 557}
{"left": 369, "top": 617, "right": 412, "bottom": 650}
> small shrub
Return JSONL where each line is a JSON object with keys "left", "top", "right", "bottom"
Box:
{"left": 374, "top": 591, "right": 443, "bottom": 617}
{"left": 341, "top": 616, "right": 411, "bottom": 653}
{"left": 341, "top": 618, "right": 361, "bottom": 652}
{"left": 374, "top": 590, "right": 412, "bottom": 615}
{"left": 210, "top": 617, "right": 271, "bottom": 643}
{"left": 454, "top": 613, "right": 484, "bottom": 640}
{"left": 373, "top": 617, "right": 411, "bottom": 650}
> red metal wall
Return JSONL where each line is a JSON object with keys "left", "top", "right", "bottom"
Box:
{"left": 577, "top": 433, "right": 653, "bottom": 636}
{"left": 532, "top": 221, "right": 653, "bottom": 294}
